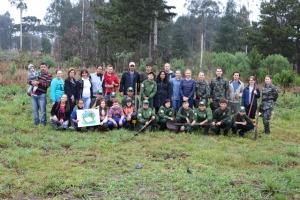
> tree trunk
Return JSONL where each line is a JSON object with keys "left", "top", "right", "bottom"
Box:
{"left": 200, "top": 32, "right": 203, "bottom": 70}
{"left": 152, "top": 11, "right": 158, "bottom": 65}
{"left": 148, "top": 17, "right": 152, "bottom": 60}
{"left": 20, "top": 8, "right": 22, "bottom": 52}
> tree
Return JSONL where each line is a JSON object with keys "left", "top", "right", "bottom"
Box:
{"left": 8, "top": 0, "right": 27, "bottom": 52}
{"left": 0, "top": 12, "right": 13, "bottom": 50}
{"left": 213, "top": 0, "right": 238, "bottom": 53}
{"left": 93, "top": 0, "right": 176, "bottom": 64}
{"left": 186, "top": 0, "right": 221, "bottom": 68}
{"left": 41, "top": 36, "right": 51, "bottom": 54}
{"left": 22, "top": 16, "right": 41, "bottom": 51}
{"left": 249, "top": 0, "right": 300, "bottom": 74}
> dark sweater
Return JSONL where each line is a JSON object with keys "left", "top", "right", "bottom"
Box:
{"left": 179, "top": 79, "right": 196, "bottom": 99}
{"left": 51, "top": 102, "right": 71, "bottom": 121}
{"left": 212, "top": 107, "right": 231, "bottom": 123}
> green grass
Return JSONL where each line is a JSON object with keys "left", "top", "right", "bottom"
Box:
{"left": 0, "top": 85, "right": 300, "bottom": 199}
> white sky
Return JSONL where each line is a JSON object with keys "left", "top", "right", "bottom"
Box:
{"left": 0, "top": 0, "right": 260, "bottom": 24}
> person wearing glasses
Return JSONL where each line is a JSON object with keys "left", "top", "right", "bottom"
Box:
{"left": 50, "top": 69, "right": 65, "bottom": 105}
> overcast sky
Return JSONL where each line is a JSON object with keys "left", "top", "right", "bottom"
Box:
{"left": 0, "top": 0, "right": 260, "bottom": 24}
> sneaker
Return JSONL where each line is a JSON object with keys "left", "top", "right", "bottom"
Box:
{"left": 204, "top": 132, "right": 209, "bottom": 136}
{"left": 68, "top": 126, "right": 75, "bottom": 130}
{"left": 249, "top": 129, "right": 254, "bottom": 133}
{"left": 31, "top": 92, "right": 37, "bottom": 96}
{"left": 27, "top": 93, "right": 31, "bottom": 97}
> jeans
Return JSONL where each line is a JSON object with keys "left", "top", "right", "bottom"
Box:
{"left": 82, "top": 96, "right": 91, "bottom": 109}
{"left": 172, "top": 99, "right": 181, "bottom": 112}
{"left": 108, "top": 118, "right": 126, "bottom": 130}
{"left": 31, "top": 93, "right": 47, "bottom": 125}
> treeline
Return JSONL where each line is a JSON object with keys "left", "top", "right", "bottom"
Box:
{"left": 1, "top": 0, "right": 300, "bottom": 76}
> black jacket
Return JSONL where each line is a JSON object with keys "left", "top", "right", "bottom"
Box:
{"left": 64, "top": 77, "right": 77, "bottom": 106}
{"left": 76, "top": 78, "right": 93, "bottom": 100}
{"left": 154, "top": 80, "right": 172, "bottom": 108}
{"left": 51, "top": 102, "right": 71, "bottom": 121}
{"left": 119, "top": 70, "right": 140, "bottom": 94}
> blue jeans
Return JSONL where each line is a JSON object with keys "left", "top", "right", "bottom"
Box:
{"left": 82, "top": 96, "right": 91, "bottom": 109}
{"left": 31, "top": 93, "right": 47, "bottom": 125}
{"left": 172, "top": 99, "right": 181, "bottom": 112}
{"left": 108, "top": 118, "right": 126, "bottom": 130}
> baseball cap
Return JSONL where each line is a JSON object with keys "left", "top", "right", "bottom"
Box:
{"left": 198, "top": 101, "right": 205, "bottom": 106}
{"left": 239, "top": 106, "right": 245, "bottom": 112}
{"left": 129, "top": 62, "right": 135, "bottom": 66}
{"left": 97, "top": 89, "right": 103, "bottom": 94}
{"left": 127, "top": 87, "right": 134, "bottom": 92}
{"left": 111, "top": 92, "right": 116, "bottom": 97}
{"left": 143, "top": 100, "right": 149, "bottom": 104}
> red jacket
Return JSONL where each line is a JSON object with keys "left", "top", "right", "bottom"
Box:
{"left": 104, "top": 72, "right": 119, "bottom": 94}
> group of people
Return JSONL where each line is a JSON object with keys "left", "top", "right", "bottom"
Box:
{"left": 27, "top": 61, "right": 278, "bottom": 135}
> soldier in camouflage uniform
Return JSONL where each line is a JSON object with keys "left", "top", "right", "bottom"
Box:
{"left": 137, "top": 100, "right": 158, "bottom": 132}
{"left": 141, "top": 72, "right": 157, "bottom": 109}
{"left": 175, "top": 99, "right": 194, "bottom": 133}
{"left": 158, "top": 99, "right": 174, "bottom": 130}
{"left": 260, "top": 75, "right": 278, "bottom": 134}
{"left": 194, "top": 71, "right": 210, "bottom": 108}
{"left": 211, "top": 99, "right": 232, "bottom": 136}
{"left": 210, "top": 68, "right": 230, "bottom": 113}
{"left": 191, "top": 101, "right": 212, "bottom": 135}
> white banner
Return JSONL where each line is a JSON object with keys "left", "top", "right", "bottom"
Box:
{"left": 76, "top": 108, "right": 100, "bottom": 127}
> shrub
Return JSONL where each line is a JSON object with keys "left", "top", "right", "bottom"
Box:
{"left": 42, "top": 56, "right": 55, "bottom": 69}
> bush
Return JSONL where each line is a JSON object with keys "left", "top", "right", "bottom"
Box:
{"left": 7, "top": 62, "right": 17, "bottom": 77}
{"left": 42, "top": 56, "right": 55, "bottom": 69}
{"left": 72, "top": 56, "right": 82, "bottom": 67}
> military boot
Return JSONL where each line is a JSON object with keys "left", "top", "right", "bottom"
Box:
{"left": 223, "top": 129, "right": 229, "bottom": 136}
{"left": 203, "top": 126, "right": 209, "bottom": 136}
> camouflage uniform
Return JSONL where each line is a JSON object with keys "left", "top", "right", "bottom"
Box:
{"left": 175, "top": 106, "right": 194, "bottom": 132}
{"left": 158, "top": 106, "right": 174, "bottom": 130}
{"left": 192, "top": 108, "right": 212, "bottom": 135}
{"left": 194, "top": 80, "right": 210, "bottom": 107}
{"left": 231, "top": 112, "right": 254, "bottom": 136}
{"left": 260, "top": 83, "right": 278, "bottom": 134}
{"left": 210, "top": 76, "right": 230, "bottom": 112}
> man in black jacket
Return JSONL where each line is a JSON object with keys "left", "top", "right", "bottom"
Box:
{"left": 119, "top": 62, "right": 141, "bottom": 96}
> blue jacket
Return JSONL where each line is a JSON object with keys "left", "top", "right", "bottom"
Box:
{"left": 170, "top": 77, "right": 181, "bottom": 100}
{"left": 179, "top": 78, "right": 196, "bottom": 99}
{"left": 50, "top": 77, "right": 65, "bottom": 103}
{"left": 242, "top": 85, "right": 260, "bottom": 107}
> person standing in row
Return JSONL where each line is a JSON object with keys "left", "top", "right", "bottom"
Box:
{"left": 103, "top": 64, "right": 119, "bottom": 99}
{"left": 242, "top": 76, "right": 260, "bottom": 132}
{"left": 260, "top": 75, "right": 278, "bottom": 134}
{"left": 50, "top": 69, "right": 65, "bottom": 105}
{"left": 140, "top": 63, "right": 156, "bottom": 83}
{"left": 141, "top": 72, "right": 157, "bottom": 109}
{"left": 170, "top": 69, "right": 182, "bottom": 114}
{"left": 164, "top": 63, "right": 175, "bottom": 80}
{"left": 119, "top": 62, "right": 140, "bottom": 96}
{"left": 90, "top": 65, "right": 104, "bottom": 107}
{"left": 179, "top": 69, "right": 195, "bottom": 108}
{"left": 28, "top": 62, "right": 52, "bottom": 125}
{"left": 229, "top": 71, "right": 244, "bottom": 115}
{"left": 210, "top": 68, "right": 230, "bottom": 113}
{"left": 76, "top": 68, "right": 93, "bottom": 109}
{"left": 194, "top": 71, "right": 210, "bottom": 107}
{"left": 154, "top": 71, "right": 172, "bottom": 113}
{"left": 64, "top": 68, "right": 77, "bottom": 129}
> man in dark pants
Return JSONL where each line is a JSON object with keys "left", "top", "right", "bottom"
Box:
{"left": 232, "top": 106, "right": 254, "bottom": 137}
{"left": 211, "top": 99, "right": 232, "bottom": 136}
{"left": 191, "top": 101, "right": 212, "bottom": 136}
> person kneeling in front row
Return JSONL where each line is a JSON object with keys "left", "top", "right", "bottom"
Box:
{"left": 108, "top": 100, "right": 126, "bottom": 130}
{"left": 137, "top": 100, "right": 158, "bottom": 132}
{"left": 191, "top": 101, "right": 212, "bottom": 136}
{"left": 211, "top": 99, "right": 232, "bottom": 136}
{"left": 232, "top": 106, "right": 254, "bottom": 137}
{"left": 158, "top": 99, "right": 174, "bottom": 131}
{"left": 175, "top": 99, "right": 194, "bottom": 133}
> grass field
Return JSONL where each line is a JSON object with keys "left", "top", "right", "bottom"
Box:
{"left": 0, "top": 85, "right": 299, "bottom": 199}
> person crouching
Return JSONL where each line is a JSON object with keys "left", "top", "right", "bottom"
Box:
{"left": 191, "top": 101, "right": 212, "bottom": 136}
{"left": 137, "top": 100, "right": 158, "bottom": 132}
{"left": 123, "top": 98, "right": 137, "bottom": 130}
{"left": 232, "top": 106, "right": 254, "bottom": 137}
{"left": 175, "top": 99, "right": 194, "bottom": 133}
{"left": 108, "top": 100, "right": 126, "bottom": 130}
{"left": 50, "top": 94, "right": 70, "bottom": 130}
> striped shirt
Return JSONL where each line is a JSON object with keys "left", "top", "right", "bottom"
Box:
{"left": 27, "top": 71, "right": 52, "bottom": 94}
